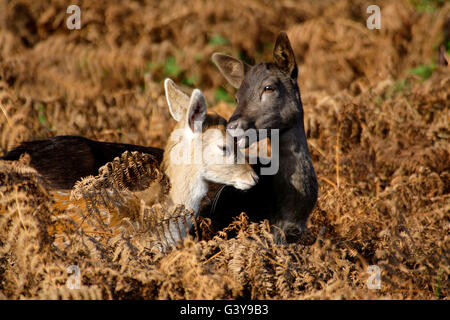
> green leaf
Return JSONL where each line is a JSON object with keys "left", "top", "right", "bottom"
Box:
{"left": 408, "top": 64, "right": 436, "bottom": 80}
{"left": 214, "top": 87, "right": 234, "bottom": 104}
{"left": 410, "top": 0, "right": 445, "bottom": 12}
{"left": 208, "top": 34, "right": 229, "bottom": 46}
{"left": 163, "top": 57, "right": 181, "bottom": 77}
{"left": 181, "top": 75, "right": 198, "bottom": 86}
{"left": 145, "top": 61, "right": 153, "bottom": 72}
{"left": 194, "top": 53, "right": 203, "bottom": 62}
{"left": 434, "top": 272, "right": 442, "bottom": 300}
{"left": 38, "top": 104, "right": 47, "bottom": 125}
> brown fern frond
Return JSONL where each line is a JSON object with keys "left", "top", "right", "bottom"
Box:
{"left": 69, "top": 151, "right": 171, "bottom": 235}
{"left": 71, "top": 150, "right": 169, "bottom": 200}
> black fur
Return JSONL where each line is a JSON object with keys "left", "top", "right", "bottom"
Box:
{"left": 206, "top": 32, "right": 318, "bottom": 243}
{"left": 0, "top": 135, "right": 163, "bottom": 189}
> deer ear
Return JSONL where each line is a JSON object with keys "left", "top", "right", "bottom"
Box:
{"left": 212, "top": 53, "right": 250, "bottom": 89}
{"left": 187, "top": 89, "right": 206, "bottom": 133}
{"left": 164, "top": 78, "right": 190, "bottom": 122}
{"left": 273, "top": 32, "right": 298, "bottom": 79}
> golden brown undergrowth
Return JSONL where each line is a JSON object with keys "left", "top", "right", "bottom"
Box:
{"left": 0, "top": 0, "right": 449, "bottom": 299}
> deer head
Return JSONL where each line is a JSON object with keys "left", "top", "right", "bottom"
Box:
{"left": 162, "top": 78, "right": 258, "bottom": 212}
{"left": 212, "top": 32, "right": 303, "bottom": 148}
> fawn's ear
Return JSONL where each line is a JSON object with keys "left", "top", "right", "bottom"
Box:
{"left": 186, "top": 89, "right": 206, "bottom": 133}
{"left": 164, "top": 78, "right": 190, "bottom": 122}
{"left": 212, "top": 53, "right": 250, "bottom": 89}
{"left": 273, "top": 32, "right": 298, "bottom": 79}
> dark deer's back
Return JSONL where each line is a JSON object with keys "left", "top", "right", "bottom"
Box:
{"left": 0, "top": 136, "right": 163, "bottom": 189}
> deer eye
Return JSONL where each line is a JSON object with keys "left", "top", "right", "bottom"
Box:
{"left": 219, "top": 145, "right": 229, "bottom": 155}
{"left": 263, "top": 85, "right": 275, "bottom": 94}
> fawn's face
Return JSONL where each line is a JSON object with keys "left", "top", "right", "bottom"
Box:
{"left": 212, "top": 32, "right": 302, "bottom": 148}
{"left": 200, "top": 120, "right": 258, "bottom": 190}
{"left": 163, "top": 79, "right": 258, "bottom": 190}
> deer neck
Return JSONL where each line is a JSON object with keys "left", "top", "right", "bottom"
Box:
{"left": 164, "top": 161, "right": 207, "bottom": 213}
{"left": 275, "top": 121, "right": 317, "bottom": 204}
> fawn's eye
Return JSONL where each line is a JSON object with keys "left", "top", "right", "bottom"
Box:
{"left": 263, "top": 85, "right": 275, "bottom": 93}
{"left": 219, "top": 145, "right": 229, "bottom": 155}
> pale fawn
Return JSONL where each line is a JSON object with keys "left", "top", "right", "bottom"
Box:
{"left": 142, "top": 78, "right": 258, "bottom": 245}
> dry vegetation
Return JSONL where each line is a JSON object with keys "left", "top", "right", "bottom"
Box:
{"left": 0, "top": 0, "right": 449, "bottom": 299}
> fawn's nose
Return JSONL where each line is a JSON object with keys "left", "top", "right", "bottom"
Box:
{"left": 233, "top": 169, "right": 259, "bottom": 190}
{"left": 250, "top": 170, "right": 259, "bottom": 185}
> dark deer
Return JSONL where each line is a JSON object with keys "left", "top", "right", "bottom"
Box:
{"left": 203, "top": 32, "right": 318, "bottom": 243}
{"left": 0, "top": 136, "right": 164, "bottom": 189}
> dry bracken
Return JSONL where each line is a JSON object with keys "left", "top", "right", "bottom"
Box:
{"left": 0, "top": 0, "right": 449, "bottom": 299}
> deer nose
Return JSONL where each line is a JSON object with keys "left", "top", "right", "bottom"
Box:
{"left": 250, "top": 170, "right": 259, "bottom": 185}
{"left": 227, "top": 114, "right": 241, "bottom": 131}
{"left": 227, "top": 121, "right": 238, "bottom": 130}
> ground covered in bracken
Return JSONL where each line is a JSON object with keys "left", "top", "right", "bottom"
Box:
{"left": 0, "top": 0, "right": 448, "bottom": 299}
